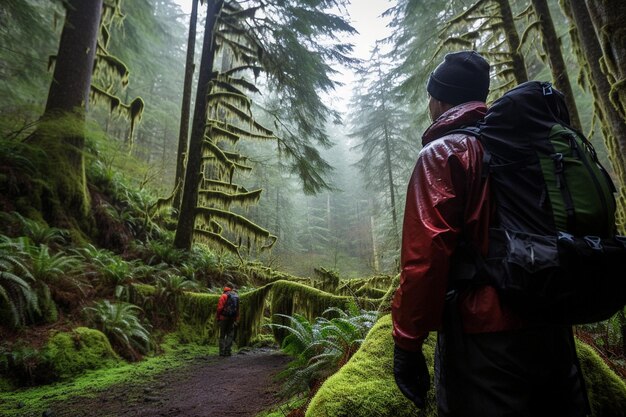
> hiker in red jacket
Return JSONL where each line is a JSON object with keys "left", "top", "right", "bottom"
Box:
{"left": 216, "top": 285, "right": 239, "bottom": 357}
{"left": 391, "top": 51, "right": 589, "bottom": 416}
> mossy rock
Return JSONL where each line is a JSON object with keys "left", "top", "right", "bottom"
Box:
{"left": 43, "top": 327, "right": 120, "bottom": 380}
{"left": 306, "top": 314, "right": 437, "bottom": 417}
{"left": 306, "top": 314, "right": 626, "bottom": 417}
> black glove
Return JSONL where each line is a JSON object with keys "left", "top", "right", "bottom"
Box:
{"left": 393, "top": 345, "right": 430, "bottom": 408}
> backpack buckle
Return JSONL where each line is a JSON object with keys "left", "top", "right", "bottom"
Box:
{"left": 542, "top": 83, "right": 553, "bottom": 96}
{"left": 584, "top": 235, "right": 603, "bottom": 251}
{"left": 557, "top": 231, "right": 575, "bottom": 243}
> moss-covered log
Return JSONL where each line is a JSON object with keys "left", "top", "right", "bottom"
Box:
{"left": 269, "top": 279, "right": 354, "bottom": 345}
{"left": 172, "top": 279, "right": 377, "bottom": 349}
{"left": 305, "top": 314, "right": 626, "bottom": 417}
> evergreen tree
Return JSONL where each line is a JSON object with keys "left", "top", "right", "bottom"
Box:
{"left": 174, "top": 0, "right": 357, "bottom": 253}
{"left": 348, "top": 46, "right": 416, "bottom": 269}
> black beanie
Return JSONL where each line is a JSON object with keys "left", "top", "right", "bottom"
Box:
{"left": 426, "top": 51, "right": 490, "bottom": 106}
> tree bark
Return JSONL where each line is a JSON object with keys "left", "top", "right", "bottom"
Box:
{"left": 44, "top": 0, "right": 101, "bottom": 116}
{"left": 173, "top": 0, "right": 199, "bottom": 212}
{"left": 531, "top": 0, "right": 582, "bottom": 130}
{"left": 563, "top": 0, "right": 626, "bottom": 233}
{"left": 585, "top": 1, "right": 626, "bottom": 125}
{"left": 32, "top": 0, "right": 103, "bottom": 229}
{"left": 369, "top": 199, "right": 380, "bottom": 273}
{"left": 497, "top": 0, "right": 528, "bottom": 84}
{"left": 174, "top": 0, "right": 223, "bottom": 250}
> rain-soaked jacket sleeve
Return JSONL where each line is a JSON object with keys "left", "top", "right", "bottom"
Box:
{"left": 391, "top": 135, "right": 479, "bottom": 352}
{"left": 216, "top": 293, "right": 227, "bottom": 319}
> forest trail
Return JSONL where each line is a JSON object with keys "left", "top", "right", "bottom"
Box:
{"left": 42, "top": 348, "right": 291, "bottom": 417}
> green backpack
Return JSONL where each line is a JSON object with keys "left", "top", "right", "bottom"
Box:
{"left": 452, "top": 81, "right": 626, "bottom": 324}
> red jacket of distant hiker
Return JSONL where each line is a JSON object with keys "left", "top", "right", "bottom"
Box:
{"left": 391, "top": 101, "right": 525, "bottom": 352}
{"left": 216, "top": 287, "right": 239, "bottom": 321}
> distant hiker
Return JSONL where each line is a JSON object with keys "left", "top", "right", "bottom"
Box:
{"left": 391, "top": 50, "right": 591, "bottom": 416}
{"left": 216, "top": 285, "right": 239, "bottom": 357}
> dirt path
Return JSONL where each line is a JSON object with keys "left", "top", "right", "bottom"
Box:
{"left": 45, "top": 348, "right": 291, "bottom": 417}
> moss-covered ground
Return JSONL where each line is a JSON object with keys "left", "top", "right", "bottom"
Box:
{"left": 0, "top": 335, "right": 215, "bottom": 416}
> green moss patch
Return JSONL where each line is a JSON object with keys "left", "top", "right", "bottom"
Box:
{"left": 576, "top": 340, "right": 626, "bottom": 416}
{"left": 43, "top": 327, "right": 120, "bottom": 380}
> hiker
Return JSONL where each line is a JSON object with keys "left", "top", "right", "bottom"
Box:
{"left": 216, "top": 285, "right": 239, "bottom": 357}
{"left": 391, "top": 51, "right": 590, "bottom": 416}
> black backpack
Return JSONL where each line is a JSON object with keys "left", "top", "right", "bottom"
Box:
{"left": 222, "top": 291, "right": 239, "bottom": 318}
{"left": 451, "top": 81, "right": 626, "bottom": 324}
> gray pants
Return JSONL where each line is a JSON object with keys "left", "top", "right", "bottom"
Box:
{"left": 218, "top": 318, "right": 236, "bottom": 356}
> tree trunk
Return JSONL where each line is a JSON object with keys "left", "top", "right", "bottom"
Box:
{"left": 369, "top": 199, "right": 380, "bottom": 273}
{"left": 531, "top": 0, "right": 582, "bottom": 130}
{"left": 32, "top": 0, "right": 103, "bottom": 230}
{"left": 497, "top": 0, "right": 528, "bottom": 84}
{"left": 585, "top": 1, "right": 626, "bottom": 126}
{"left": 563, "top": 0, "right": 626, "bottom": 233}
{"left": 382, "top": 126, "right": 399, "bottom": 251}
{"left": 173, "top": 0, "right": 199, "bottom": 212}
{"left": 174, "top": 0, "right": 223, "bottom": 250}
{"left": 43, "top": 0, "right": 100, "bottom": 116}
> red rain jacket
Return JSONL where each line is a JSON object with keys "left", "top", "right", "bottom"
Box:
{"left": 391, "top": 102, "right": 524, "bottom": 352}
{"left": 216, "top": 287, "right": 239, "bottom": 321}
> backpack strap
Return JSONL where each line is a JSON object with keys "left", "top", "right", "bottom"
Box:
{"left": 446, "top": 126, "right": 491, "bottom": 180}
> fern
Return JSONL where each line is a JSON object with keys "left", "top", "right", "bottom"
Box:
{"left": 0, "top": 236, "right": 38, "bottom": 327}
{"left": 267, "top": 307, "right": 378, "bottom": 399}
{"left": 83, "top": 300, "right": 151, "bottom": 361}
{"left": 11, "top": 212, "right": 68, "bottom": 247}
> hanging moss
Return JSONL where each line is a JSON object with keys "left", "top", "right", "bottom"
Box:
{"left": 175, "top": 285, "right": 272, "bottom": 347}
{"left": 338, "top": 274, "right": 396, "bottom": 301}
{"left": 43, "top": 327, "right": 120, "bottom": 380}
{"left": 236, "top": 284, "right": 272, "bottom": 346}
{"left": 306, "top": 314, "right": 626, "bottom": 417}
{"left": 176, "top": 291, "right": 220, "bottom": 344}
{"left": 312, "top": 267, "right": 340, "bottom": 293}
{"left": 269, "top": 280, "right": 354, "bottom": 345}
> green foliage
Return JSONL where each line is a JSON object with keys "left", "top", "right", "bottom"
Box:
{"left": 11, "top": 212, "right": 68, "bottom": 247}
{"left": 268, "top": 307, "right": 378, "bottom": 401}
{"left": 0, "top": 343, "right": 54, "bottom": 387}
{"left": 0, "top": 236, "right": 38, "bottom": 327}
{"left": 25, "top": 243, "right": 86, "bottom": 318}
{"left": 576, "top": 309, "right": 626, "bottom": 368}
{"left": 83, "top": 300, "right": 151, "bottom": 361}
{"left": 147, "top": 273, "right": 200, "bottom": 327}
{"left": 144, "top": 240, "right": 186, "bottom": 265}
{"left": 95, "top": 256, "right": 139, "bottom": 299}
{"left": 269, "top": 279, "right": 353, "bottom": 345}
